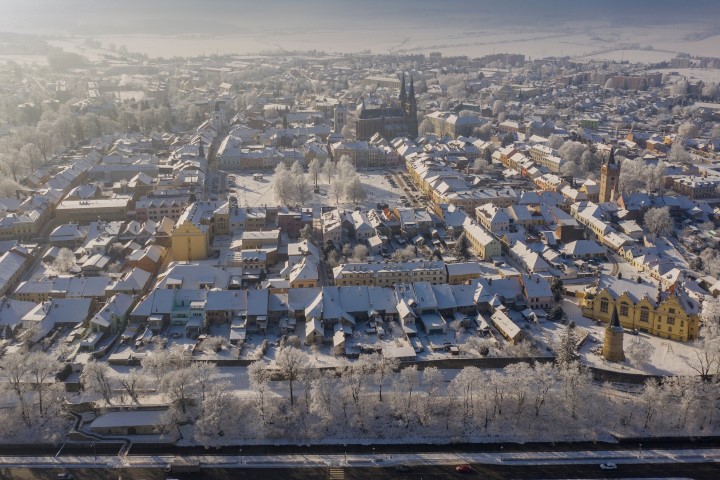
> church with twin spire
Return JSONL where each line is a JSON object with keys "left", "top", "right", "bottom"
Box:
{"left": 355, "top": 73, "right": 418, "bottom": 141}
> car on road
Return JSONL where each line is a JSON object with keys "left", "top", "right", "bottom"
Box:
{"left": 57, "top": 474, "right": 75, "bottom": 480}
{"left": 394, "top": 464, "right": 410, "bottom": 472}
{"left": 455, "top": 464, "right": 472, "bottom": 473}
{"left": 599, "top": 462, "right": 618, "bottom": 470}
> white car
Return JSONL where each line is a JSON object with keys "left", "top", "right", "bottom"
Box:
{"left": 599, "top": 462, "right": 618, "bottom": 470}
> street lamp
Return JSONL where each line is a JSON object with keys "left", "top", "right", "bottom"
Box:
{"left": 500, "top": 445, "right": 504, "bottom": 462}
{"left": 639, "top": 443, "right": 642, "bottom": 459}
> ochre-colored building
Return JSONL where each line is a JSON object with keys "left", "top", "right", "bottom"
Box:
{"left": 582, "top": 277, "right": 700, "bottom": 342}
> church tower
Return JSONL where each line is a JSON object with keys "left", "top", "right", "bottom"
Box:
{"left": 602, "top": 304, "right": 625, "bottom": 362}
{"left": 399, "top": 72, "right": 407, "bottom": 112}
{"left": 333, "top": 102, "right": 346, "bottom": 134}
{"left": 599, "top": 148, "right": 619, "bottom": 203}
{"left": 406, "top": 76, "right": 418, "bottom": 138}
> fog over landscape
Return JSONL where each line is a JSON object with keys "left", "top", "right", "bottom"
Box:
{"left": 3, "top": 0, "right": 720, "bottom": 60}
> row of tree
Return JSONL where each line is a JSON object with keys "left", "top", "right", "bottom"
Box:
{"left": 273, "top": 156, "right": 367, "bottom": 206}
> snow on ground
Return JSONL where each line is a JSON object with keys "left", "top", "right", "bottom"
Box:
{"left": 43, "top": 23, "right": 719, "bottom": 61}
{"left": 562, "top": 298, "right": 700, "bottom": 376}
{"left": 230, "top": 168, "right": 407, "bottom": 211}
{"left": 652, "top": 68, "right": 720, "bottom": 84}
{"left": 0, "top": 54, "right": 48, "bottom": 66}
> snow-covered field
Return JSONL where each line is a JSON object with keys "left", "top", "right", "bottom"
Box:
{"left": 47, "top": 23, "right": 720, "bottom": 60}
{"left": 652, "top": 68, "right": 720, "bottom": 84}
{"left": 0, "top": 54, "right": 48, "bottom": 66}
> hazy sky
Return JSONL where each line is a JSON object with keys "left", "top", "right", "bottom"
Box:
{"left": 3, "top": 0, "right": 720, "bottom": 35}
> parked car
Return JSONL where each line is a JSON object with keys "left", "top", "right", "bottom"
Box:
{"left": 395, "top": 465, "right": 410, "bottom": 472}
{"left": 455, "top": 464, "right": 472, "bottom": 473}
{"left": 599, "top": 462, "right": 618, "bottom": 470}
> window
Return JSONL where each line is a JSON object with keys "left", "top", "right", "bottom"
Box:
{"left": 620, "top": 303, "right": 629, "bottom": 317}
{"left": 669, "top": 308, "right": 675, "bottom": 314}
{"left": 640, "top": 307, "right": 649, "bottom": 323}
{"left": 667, "top": 316, "right": 675, "bottom": 325}
{"left": 600, "top": 300, "right": 609, "bottom": 314}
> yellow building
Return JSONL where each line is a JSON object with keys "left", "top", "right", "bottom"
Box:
{"left": 582, "top": 276, "right": 700, "bottom": 342}
{"left": 171, "top": 204, "right": 210, "bottom": 262}
{"left": 462, "top": 221, "right": 502, "bottom": 260}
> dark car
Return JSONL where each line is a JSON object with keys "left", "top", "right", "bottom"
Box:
{"left": 456, "top": 464, "right": 472, "bottom": 473}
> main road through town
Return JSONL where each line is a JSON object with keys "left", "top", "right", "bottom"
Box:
{"left": 1, "top": 461, "right": 719, "bottom": 480}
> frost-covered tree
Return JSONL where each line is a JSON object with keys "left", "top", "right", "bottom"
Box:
{"left": 329, "top": 178, "right": 344, "bottom": 204}
{"left": 276, "top": 346, "right": 309, "bottom": 407}
{"left": 81, "top": 360, "right": 116, "bottom": 405}
{"left": 418, "top": 118, "right": 434, "bottom": 136}
{"left": 307, "top": 158, "right": 322, "bottom": 190}
{"left": 558, "top": 140, "right": 586, "bottom": 165}
{"left": 51, "top": 247, "right": 76, "bottom": 273}
{"left": 0, "top": 349, "right": 33, "bottom": 424}
{"left": 26, "top": 352, "right": 62, "bottom": 417}
{"left": 352, "top": 244, "right": 369, "bottom": 262}
{"left": 118, "top": 368, "right": 145, "bottom": 405}
{"left": 678, "top": 122, "right": 699, "bottom": 139}
{"left": 547, "top": 134, "right": 565, "bottom": 149}
{"left": 556, "top": 323, "right": 579, "bottom": 369}
{"left": 643, "top": 206, "right": 673, "bottom": 238}
{"left": 336, "top": 155, "right": 356, "bottom": 177}
{"left": 322, "top": 158, "right": 336, "bottom": 184}
{"left": 473, "top": 157, "right": 490, "bottom": 174}
{"left": 398, "top": 365, "right": 419, "bottom": 427}
{"left": 273, "top": 163, "right": 293, "bottom": 205}
{"left": 160, "top": 367, "right": 199, "bottom": 415}
{"left": 492, "top": 100, "right": 505, "bottom": 116}
{"left": 248, "top": 361, "right": 271, "bottom": 425}
{"left": 345, "top": 175, "right": 367, "bottom": 204}
{"left": 368, "top": 352, "right": 399, "bottom": 402}
{"left": 453, "top": 232, "right": 471, "bottom": 260}
{"left": 687, "top": 298, "right": 720, "bottom": 381}
{"left": 195, "top": 382, "right": 245, "bottom": 445}
{"left": 141, "top": 345, "right": 192, "bottom": 385}
{"left": 668, "top": 141, "right": 690, "bottom": 163}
